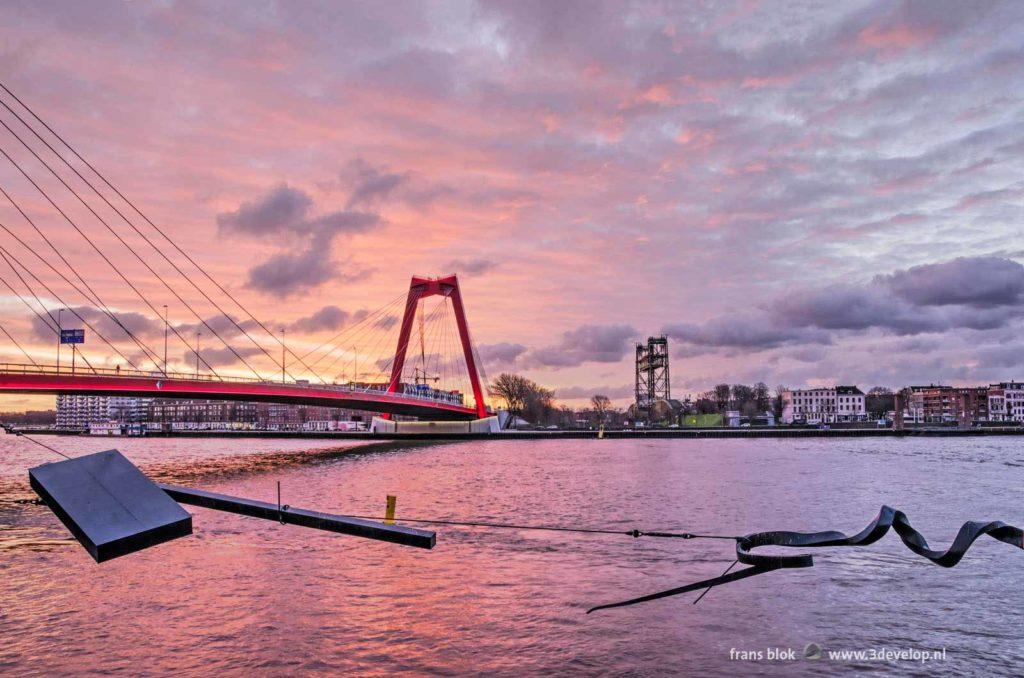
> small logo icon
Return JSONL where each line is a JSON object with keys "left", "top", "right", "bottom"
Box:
{"left": 804, "top": 643, "right": 822, "bottom": 660}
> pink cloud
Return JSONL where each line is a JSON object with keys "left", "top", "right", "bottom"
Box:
{"left": 857, "top": 24, "right": 938, "bottom": 53}
{"left": 0, "top": 0, "right": 1019, "bottom": 402}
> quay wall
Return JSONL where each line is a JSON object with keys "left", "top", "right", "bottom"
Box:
{"left": 10, "top": 426, "right": 1024, "bottom": 440}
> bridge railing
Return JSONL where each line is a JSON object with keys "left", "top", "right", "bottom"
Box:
{"left": 0, "top": 361, "right": 270, "bottom": 383}
{"left": 0, "top": 362, "right": 472, "bottom": 408}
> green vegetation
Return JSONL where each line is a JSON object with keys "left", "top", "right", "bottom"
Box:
{"left": 681, "top": 413, "right": 723, "bottom": 427}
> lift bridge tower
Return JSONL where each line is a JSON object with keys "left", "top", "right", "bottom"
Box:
{"left": 635, "top": 336, "right": 670, "bottom": 422}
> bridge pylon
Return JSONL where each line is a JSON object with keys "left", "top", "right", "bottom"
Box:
{"left": 386, "top": 275, "right": 487, "bottom": 418}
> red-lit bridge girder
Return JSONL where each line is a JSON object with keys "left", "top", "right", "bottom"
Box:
{"left": 0, "top": 372, "right": 479, "bottom": 420}
{"left": 386, "top": 275, "right": 488, "bottom": 419}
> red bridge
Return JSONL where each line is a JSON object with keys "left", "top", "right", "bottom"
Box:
{"left": 0, "top": 365, "right": 481, "bottom": 420}
{"left": 0, "top": 275, "right": 491, "bottom": 421}
{"left": 0, "top": 85, "right": 495, "bottom": 421}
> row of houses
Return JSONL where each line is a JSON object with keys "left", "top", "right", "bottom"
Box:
{"left": 900, "top": 382, "right": 1024, "bottom": 425}
{"left": 56, "top": 395, "right": 374, "bottom": 432}
{"left": 780, "top": 382, "right": 1024, "bottom": 425}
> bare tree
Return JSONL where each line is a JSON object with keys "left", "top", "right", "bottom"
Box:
{"left": 713, "top": 383, "right": 730, "bottom": 412}
{"left": 773, "top": 385, "right": 788, "bottom": 421}
{"left": 866, "top": 386, "right": 894, "bottom": 418}
{"left": 489, "top": 373, "right": 530, "bottom": 417}
{"left": 695, "top": 396, "right": 718, "bottom": 414}
{"left": 731, "top": 384, "right": 754, "bottom": 410}
{"left": 753, "top": 382, "right": 770, "bottom": 412}
{"left": 590, "top": 394, "right": 612, "bottom": 422}
{"left": 489, "top": 373, "right": 556, "bottom": 425}
{"left": 524, "top": 383, "right": 556, "bottom": 424}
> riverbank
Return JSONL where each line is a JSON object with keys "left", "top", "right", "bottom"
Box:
{"left": 10, "top": 426, "right": 1024, "bottom": 440}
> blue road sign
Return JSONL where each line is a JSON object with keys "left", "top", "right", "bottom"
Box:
{"left": 60, "top": 328, "right": 85, "bottom": 345}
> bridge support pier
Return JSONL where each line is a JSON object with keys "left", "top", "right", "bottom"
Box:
{"left": 371, "top": 416, "right": 500, "bottom": 435}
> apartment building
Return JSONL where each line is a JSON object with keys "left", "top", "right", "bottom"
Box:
{"left": 919, "top": 386, "right": 989, "bottom": 424}
{"left": 149, "top": 398, "right": 259, "bottom": 430}
{"left": 835, "top": 386, "right": 867, "bottom": 421}
{"left": 60, "top": 395, "right": 376, "bottom": 431}
{"left": 955, "top": 387, "right": 990, "bottom": 424}
{"left": 781, "top": 386, "right": 866, "bottom": 424}
{"left": 257, "top": 403, "right": 371, "bottom": 430}
{"left": 57, "top": 395, "right": 154, "bottom": 429}
{"left": 899, "top": 386, "right": 931, "bottom": 423}
{"left": 56, "top": 394, "right": 112, "bottom": 429}
{"left": 107, "top": 397, "right": 153, "bottom": 423}
{"left": 988, "top": 382, "right": 1024, "bottom": 422}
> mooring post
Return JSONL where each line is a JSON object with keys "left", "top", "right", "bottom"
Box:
{"left": 385, "top": 495, "right": 397, "bottom": 524}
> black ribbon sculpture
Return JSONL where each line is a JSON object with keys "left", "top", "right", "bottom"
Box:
{"left": 587, "top": 505, "right": 1024, "bottom": 613}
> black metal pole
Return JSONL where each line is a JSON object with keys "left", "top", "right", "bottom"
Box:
{"left": 159, "top": 483, "right": 435, "bottom": 549}
{"left": 56, "top": 308, "right": 62, "bottom": 373}
{"left": 163, "top": 304, "right": 168, "bottom": 376}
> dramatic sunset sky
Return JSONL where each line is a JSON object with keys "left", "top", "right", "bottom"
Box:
{"left": 1, "top": 0, "right": 1023, "bottom": 409}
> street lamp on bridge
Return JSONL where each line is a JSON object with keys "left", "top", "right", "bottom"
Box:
{"left": 56, "top": 308, "right": 63, "bottom": 373}
{"left": 162, "top": 304, "right": 168, "bottom": 377}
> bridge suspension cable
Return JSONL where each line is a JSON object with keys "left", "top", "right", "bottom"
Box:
{"left": 0, "top": 107, "right": 323, "bottom": 383}
{"left": 0, "top": 144, "right": 221, "bottom": 375}
{"left": 300, "top": 292, "right": 408, "bottom": 369}
{"left": 323, "top": 298, "right": 426, "bottom": 384}
{"left": 0, "top": 138, "right": 259, "bottom": 379}
{"left": 0, "top": 190, "right": 163, "bottom": 369}
{"left": 0, "top": 317, "right": 38, "bottom": 367}
{"left": 371, "top": 294, "right": 484, "bottom": 409}
{"left": 0, "top": 82, "right": 488, "bottom": 411}
{"left": 0, "top": 82, "right": 328, "bottom": 382}
{"left": 0, "top": 245, "right": 124, "bottom": 372}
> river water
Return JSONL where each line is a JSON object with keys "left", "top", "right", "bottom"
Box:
{"left": 0, "top": 434, "right": 1022, "bottom": 676}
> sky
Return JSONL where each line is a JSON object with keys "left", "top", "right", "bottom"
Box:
{"left": 0, "top": 0, "right": 1023, "bottom": 410}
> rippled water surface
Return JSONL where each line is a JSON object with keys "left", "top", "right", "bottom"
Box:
{"left": 1, "top": 433, "right": 1022, "bottom": 675}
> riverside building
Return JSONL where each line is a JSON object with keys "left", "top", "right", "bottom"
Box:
{"left": 57, "top": 395, "right": 373, "bottom": 431}
{"left": 988, "top": 382, "right": 1024, "bottom": 423}
{"left": 56, "top": 395, "right": 151, "bottom": 429}
{"left": 918, "top": 386, "right": 989, "bottom": 424}
{"left": 781, "top": 386, "right": 866, "bottom": 424}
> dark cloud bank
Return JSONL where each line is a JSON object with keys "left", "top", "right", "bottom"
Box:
{"left": 479, "top": 324, "right": 639, "bottom": 371}
{"left": 217, "top": 181, "right": 380, "bottom": 298}
{"left": 665, "top": 256, "right": 1024, "bottom": 353}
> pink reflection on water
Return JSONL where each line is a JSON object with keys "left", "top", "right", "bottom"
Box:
{"left": 1, "top": 436, "right": 1022, "bottom": 674}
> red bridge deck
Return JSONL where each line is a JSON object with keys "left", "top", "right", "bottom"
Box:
{"left": 0, "top": 364, "right": 480, "bottom": 420}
